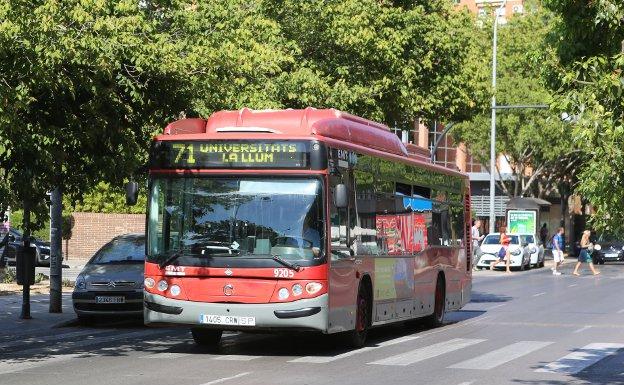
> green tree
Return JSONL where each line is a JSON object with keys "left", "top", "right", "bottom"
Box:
{"left": 544, "top": 0, "right": 624, "bottom": 231}
{"left": 453, "top": 4, "right": 577, "bottom": 198}
{"left": 262, "top": 0, "right": 487, "bottom": 125}
{"left": 0, "top": 0, "right": 193, "bottom": 233}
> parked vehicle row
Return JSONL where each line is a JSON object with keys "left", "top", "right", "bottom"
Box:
{"left": 4, "top": 228, "right": 51, "bottom": 266}
{"left": 475, "top": 232, "right": 544, "bottom": 271}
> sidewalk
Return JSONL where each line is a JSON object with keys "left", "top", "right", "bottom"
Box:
{"left": 0, "top": 292, "right": 77, "bottom": 339}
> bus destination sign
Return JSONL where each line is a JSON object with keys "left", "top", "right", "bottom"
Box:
{"left": 151, "top": 140, "right": 310, "bottom": 169}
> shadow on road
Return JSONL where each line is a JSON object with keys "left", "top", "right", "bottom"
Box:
{"left": 470, "top": 290, "right": 513, "bottom": 303}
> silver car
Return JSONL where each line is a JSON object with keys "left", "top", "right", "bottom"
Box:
{"left": 72, "top": 234, "right": 145, "bottom": 323}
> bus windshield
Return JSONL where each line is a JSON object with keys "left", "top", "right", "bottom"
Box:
{"left": 147, "top": 177, "right": 324, "bottom": 265}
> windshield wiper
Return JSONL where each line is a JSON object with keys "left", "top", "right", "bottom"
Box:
{"left": 159, "top": 252, "right": 181, "bottom": 269}
{"left": 273, "top": 255, "right": 301, "bottom": 272}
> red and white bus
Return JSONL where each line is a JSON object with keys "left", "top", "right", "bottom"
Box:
{"left": 139, "top": 108, "right": 472, "bottom": 347}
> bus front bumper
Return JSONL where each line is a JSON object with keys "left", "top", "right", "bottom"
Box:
{"left": 144, "top": 292, "right": 329, "bottom": 332}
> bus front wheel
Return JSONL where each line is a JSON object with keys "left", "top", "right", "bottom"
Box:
{"left": 191, "top": 328, "right": 222, "bottom": 347}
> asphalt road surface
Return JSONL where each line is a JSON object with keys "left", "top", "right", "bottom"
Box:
{"left": 3, "top": 262, "right": 624, "bottom": 385}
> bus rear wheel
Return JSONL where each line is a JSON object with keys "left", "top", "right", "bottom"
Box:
{"left": 191, "top": 328, "right": 222, "bottom": 347}
{"left": 426, "top": 275, "right": 446, "bottom": 328}
{"left": 345, "top": 284, "right": 370, "bottom": 348}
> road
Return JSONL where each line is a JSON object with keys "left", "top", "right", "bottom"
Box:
{"left": 3, "top": 262, "right": 624, "bottom": 385}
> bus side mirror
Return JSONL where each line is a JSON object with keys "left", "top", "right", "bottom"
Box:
{"left": 125, "top": 181, "right": 139, "bottom": 206}
{"left": 334, "top": 184, "right": 348, "bottom": 208}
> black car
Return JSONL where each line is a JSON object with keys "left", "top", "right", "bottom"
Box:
{"left": 595, "top": 233, "right": 624, "bottom": 263}
{"left": 3, "top": 228, "right": 51, "bottom": 266}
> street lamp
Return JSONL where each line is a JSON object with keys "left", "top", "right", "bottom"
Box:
{"left": 489, "top": 0, "right": 507, "bottom": 234}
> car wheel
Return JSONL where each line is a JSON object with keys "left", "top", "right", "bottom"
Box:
{"left": 344, "top": 282, "right": 371, "bottom": 348}
{"left": 191, "top": 328, "right": 222, "bottom": 347}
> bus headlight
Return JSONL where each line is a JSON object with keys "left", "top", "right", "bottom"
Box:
{"left": 305, "top": 282, "right": 323, "bottom": 295}
{"left": 292, "top": 284, "right": 303, "bottom": 296}
{"left": 144, "top": 278, "right": 155, "bottom": 289}
{"left": 169, "top": 285, "right": 181, "bottom": 296}
{"left": 157, "top": 280, "right": 168, "bottom": 292}
{"left": 278, "top": 288, "right": 290, "bottom": 300}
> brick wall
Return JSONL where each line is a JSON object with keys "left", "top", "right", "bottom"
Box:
{"left": 65, "top": 212, "right": 145, "bottom": 261}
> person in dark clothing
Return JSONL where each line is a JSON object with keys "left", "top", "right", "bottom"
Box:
{"left": 539, "top": 223, "right": 548, "bottom": 246}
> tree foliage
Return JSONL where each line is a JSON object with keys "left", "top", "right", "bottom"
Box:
{"left": 0, "top": 0, "right": 487, "bottom": 232}
{"left": 544, "top": 0, "right": 624, "bottom": 231}
{"left": 453, "top": 4, "right": 577, "bottom": 198}
{"left": 0, "top": 0, "right": 190, "bottom": 232}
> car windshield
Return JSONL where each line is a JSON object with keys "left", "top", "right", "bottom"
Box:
{"left": 598, "top": 233, "right": 622, "bottom": 243}
{"left": 483, "top": 234, "right": 519, "bottom": 245}
{"left": 91, "top": 237, "right": 145, "bottom": 264}
{"left": 147, "top": 177, "right": 324, "bottom": 264}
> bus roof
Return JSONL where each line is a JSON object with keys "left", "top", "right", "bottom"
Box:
{"left": 159, "top": 107, "right": 462, "bottom": 176}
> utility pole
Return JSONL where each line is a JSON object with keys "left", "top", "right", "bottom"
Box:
{"left": 49, "top": 187, "right": 63, "bottom": 313}
{"left": 20, "top": 204, "right": 31, "bottom": 319}
{"left": 489, "top": 0, "right": 507, "bottom": 234}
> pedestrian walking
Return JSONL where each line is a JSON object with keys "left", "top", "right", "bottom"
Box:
{"left": 539, "top": 223, "right": 548, "bottom": 247}
{"left": 572, "top": 230, "right": 600, "bottom": 276}
{"left": 490, "top": 225, "right": 511, "bottom": 273}
{"left": 471, "top": 219, "right": 484, "bottom": 269}
{"left": 551, "top": 227, "right": 564, "bottom": 275}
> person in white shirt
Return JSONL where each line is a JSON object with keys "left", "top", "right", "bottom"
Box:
{"left": 471, "top": 220, "right": 484, "bottom": 268}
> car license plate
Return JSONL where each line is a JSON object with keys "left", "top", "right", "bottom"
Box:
{"left": 199, "top": 314, "right": 256, "bottom": 326}
{"left": 604, "top": 253, "right": 619, "bottom": 259}
{"left": 95, "top": 296, "right": 125, "bottom": 304}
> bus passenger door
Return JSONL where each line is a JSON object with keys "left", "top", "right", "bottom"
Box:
{"left": 328, "top": 173, "right": 358, "bottom": 333}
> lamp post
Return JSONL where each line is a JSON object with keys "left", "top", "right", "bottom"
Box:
{"left": 489, "top": 0, "right": 507, "bottom": 234}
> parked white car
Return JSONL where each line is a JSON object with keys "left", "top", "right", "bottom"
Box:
{"left": 518, "top": 233, "right": 545, "bottom": 268}
{"left": 475, "top": 233, "right": 531, "bottom": 271}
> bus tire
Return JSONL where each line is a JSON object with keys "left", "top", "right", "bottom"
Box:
{"left": 426, "top": 274, "right": 446, "bottom": 328}
{"left": 345, "top": 282, "right": 371, "bottom": 348}
{"left": 191, "top": 328, "right": 222, "bottom": 347}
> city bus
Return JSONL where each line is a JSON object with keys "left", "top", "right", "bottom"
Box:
{"left": 133, "top": 108, "right": 472, "bottom": 347}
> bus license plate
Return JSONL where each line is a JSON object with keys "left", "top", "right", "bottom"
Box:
{"left": 199, "top": 314, "right": 256, "bottom": 326}
{"left": 95, "top": 296, "right": 125, "bottom": 304}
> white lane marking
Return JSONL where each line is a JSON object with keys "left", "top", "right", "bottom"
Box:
{"left": 140, "top": 352, "right": 191, "bottom": 359}
{"left": 200, "top": 372, "right": 251, "bottom": 385}
{"left": 0, "top": 328, "right": 113, "bottom": 350}
{"left": 289, "top": 334, "right": 421, "bottom": 363}
{"left": 536, "top": 343, "right": 624, "bottom": 374}
{"left": 532, "top": 292, "right": 546, "bottom": 297}
{"left": 449, "top": 341, "right": 553, "bottom": 370}
{"left": 214, "top": 355, "right": 262, "bottom": 361}
{"left": 573, "top": 326, "right": 592, "bottom": 334}
{"left": 488, "top": 304, "right": 506, "bottom": 309}
{"left": 369, "top": 338, "right": 486, "bottom": 366}
{"left": 457, "top": 382, "right": 475, "bottom": 385}
{"left": 0, "top": 329, "right": 174, "bottom": 374}
{"left": 617, "top": 308, "right": 624, "bottom": 314}
{"left": 568, "top": 284, "right": 578, "bottom": 287}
